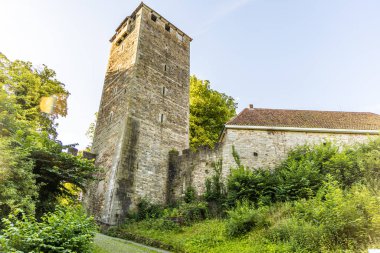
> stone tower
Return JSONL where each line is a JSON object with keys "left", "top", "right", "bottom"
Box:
{"left": 86, "top": 3, "right": 191, "bottom": 225}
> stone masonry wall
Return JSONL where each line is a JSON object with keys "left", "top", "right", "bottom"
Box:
{"left": 168, "top": 145, "right": 223, "bottom": 201}
{"left": 221, "top": 129, "right": 377, "bottom": 177}
{"left": 170, "top": 129, "right": 378, "bottom": 198}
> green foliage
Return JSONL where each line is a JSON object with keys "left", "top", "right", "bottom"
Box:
{"left": 177, "top": 201, "right": 209, "bottom": 224}
{"left": 226, "top": 165, "right": 276, "bottom": 206}
{"left": 184, "top": 186, "right": 197, "bottom": 203}
{"left": 0, "top": 53, "right": 97, "bottom": 219}
{"left": 266, "top": 217, "right": 323, "bottom": 252}
{"left": 134, "top": 199, "right": 164, "bottom": 221}
{"left": 0, "top": 206, "right": 97, "bottom": 253}
{"left": 294, "top": 180, "right": 380, "bottom": 250}
{"left": 189, "top": 75, "right": 236, "bottom": 150}
{"left": 0, "top": 135, "right": 37, "bottom": 221}
{"left": 29, "top": 140, "right": 97, "bottom": 217}
{"left": 204, "top": 159, "right": 226, "bottom": 202}
{"left": 227, "top": 140, "right": 380, "bottom": 206}
{"left": 225, "top": 201, "right": 269, "bottom": 238}
{"left": 0, "top": 53, "right": 69, "bottom": 137}
{"left": 274, "top": 142, "right": 337, "bottom": 201}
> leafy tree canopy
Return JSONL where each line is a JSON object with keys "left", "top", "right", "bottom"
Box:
{"left": 190, "top": 75, "right": 237, "bottom": 150}
{"left": 0, "top": 53, "right": 68, "bottom": 137}
{"left": 0, "top": 53, "right": 96, "bottom": 219}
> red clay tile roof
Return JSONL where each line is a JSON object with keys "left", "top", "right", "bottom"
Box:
{"left": 226, "top": 108, "right": 380, "bottom": 130}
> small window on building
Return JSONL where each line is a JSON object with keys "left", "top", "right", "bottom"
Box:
{"left": 253, "top": 152, "right": 258, "bottom": 157}
{"left": 160, "top": 113, "right": 164, "bottom": 123}
{"left": 151, "top": 14, "right": 157, "bottom": 22}
{"left": 165, "top": 24, "right": 171, "bottom": 32}
{"left": 109, "top": 112, "right": 114, "bottom": 123}
{"left": 162, "top": 86, "right": 167, "bottom": 96}
{"left": 164, "top": 64, "right": 168, "bottom": 72}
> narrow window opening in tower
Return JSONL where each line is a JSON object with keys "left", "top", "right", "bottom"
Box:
{"left": 109, "top": 112, "right": 114, "bottom": 123}
{"left": 162, "top": 87, "right": 166, "bottom": 96}
{"left": 164, "top": 65, "right": 167, "bottom": 71}
{"left": 160, "top": 113, "right": 164, "bottom": 123}
{"left": 165, "top": 24, "right": 171, "bottom": 32}
{"left": 120, "top": 44, "right": 124, "bottom": 52}
{"left": 151, "top": 14, "right": 157, "bottom": 22}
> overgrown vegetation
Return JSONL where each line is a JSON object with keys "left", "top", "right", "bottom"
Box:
{"left": 0, "top": 53, "right": 98, "bottom": 251}
{"left": 0, "top": 206, "right": 97, "bottom": 252}
{"left": 107, "top": 139, "right": 380, "bottom": 252}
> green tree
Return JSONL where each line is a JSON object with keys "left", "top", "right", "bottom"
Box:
{"left": 0, "top": 84, "right": 37, "bottom": 218}
{"left": 0, "top": 53, "right": 69, "bottom": 137}
{"left": 189, "top": 75, "right": 237, "bottom": 150}
{"left": 0, "top": 53, "right": 96, "bottom": 218}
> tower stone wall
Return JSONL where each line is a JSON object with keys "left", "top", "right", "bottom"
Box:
{"left": 85, "top": 3, "right": 191, "bottom": 225}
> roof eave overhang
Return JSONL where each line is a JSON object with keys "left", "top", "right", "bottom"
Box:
{"left": 224, "top": 125, "right": 380, "bottom": 135}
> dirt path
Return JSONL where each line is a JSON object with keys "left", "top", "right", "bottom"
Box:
{"left": 94, "top": 233, "right": 170, "bottom": 253}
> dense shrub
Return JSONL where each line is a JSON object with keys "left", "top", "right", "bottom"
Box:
{"left": 134, "top": 199, "right": 164, "bottom": 221}
{"left": 266, "top": 179, "right": 380, "bottom": 251}
{"left": 0, "top": 206, "right": 97, "bottom": 253}
{"left": 227, "top": 140, "right": 380, "bottom": 205}
{"left": 266, "top": 217, "right": 323, "bottom": 252}
{"left": 294, "top": 179, "right": 380, "bottom": 250}
{"left": 178, "top": 201, "right": 209, "bottom": 224}
{"left": 226, "top": 201, "right": 269, "bottom": 238}
{"left": 226, "top": 166, "right": 276, "bottom": 206}
{"left": 184, "top": 186, "right": 197, "bottom": 203}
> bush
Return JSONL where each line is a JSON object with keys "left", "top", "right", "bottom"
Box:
{"left": 178, "top": 201, "right": 209, "bottom": 224}
{"left": 134, "top": 199, "right": 164, "bottom": 221}
{"left": 225, "top": 201, "right": 269, "bottom": 238}
{"left": 0, "top": 206, "right": 97, "bottom": 253}
{"left": 265, "top": 179, "right": 380, "bottom": 251}
{"left": 266, "top": 217, "right": 323, "bottom": 252}
{"left": 184, "top": 186, "right": 197, "bottom": 203}
{"left": 294, "top": 179, "right": 380, "bottom": 250}
{"left": 226, "top": 166, "right": 276, "bottom": 206}
{"left": 227, "top": 140, "right": 380, "bottom": 207}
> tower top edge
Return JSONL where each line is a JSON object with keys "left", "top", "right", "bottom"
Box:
{"left": 110, "top": 2, "right": 193, "bottom": 42}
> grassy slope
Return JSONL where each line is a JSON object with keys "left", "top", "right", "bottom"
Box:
{"left": 110, "top": 219, "right": 293, "bottom": 253}
{"left": 93, "top": 233, "right": 167, "bottom": 253}
{"left": 109, "top": 214, "right": 379, "bottom": 253}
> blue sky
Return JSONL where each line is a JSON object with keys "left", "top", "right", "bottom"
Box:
{"left": 1, "top": 0, "right": 380, "bottom": 149}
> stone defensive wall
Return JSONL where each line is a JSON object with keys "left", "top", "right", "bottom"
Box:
{"left": 167, "top": 144, "right": 224, "bottom": 203}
